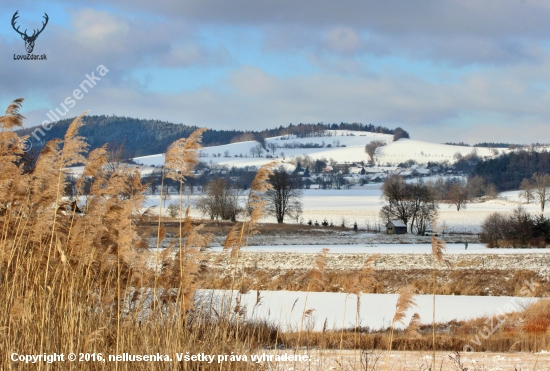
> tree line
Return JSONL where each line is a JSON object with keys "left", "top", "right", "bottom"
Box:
{"left": 18, "top": 115, "right": 408, "bottom": 159}
{"left": 379, "top": 175, "right": 501, "bottom": 234}
{"left": 194, "top": 166, "right": 303, "bottom": 224}
{"left": 472, "top": 148, "right": 550, "bottom": 191}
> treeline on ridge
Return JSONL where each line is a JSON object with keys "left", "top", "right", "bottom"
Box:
{"left": 18, "top": 116, "right": 401, "bottom": 158}
{"left": 471, "top": 148, "right": 550, "bottom": 191}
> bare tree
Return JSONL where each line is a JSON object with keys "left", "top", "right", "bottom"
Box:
{"left": 196, "top": 178, "right": 241, "bottom": 221}
{"left": 266, "top": 142, "right": 278, "bottom": 157}
{"left": 448, "top": 182, "right": 468, "bottom": 211}
{"left": 105, "top": 141, "right": 129, "bottom": 176}
{"left": 519, "top": 178, "right": 534, "bottom": 203}
{"left": 249, "top": 143, "right": 264, "bottom": 158}
{"left": 380, "top": 175, "right": 438, "bottom": 234}
{"left": 364, "top": 140, "right": 386, "bottom": 164}
{"left": 264, "top": 166, "right": 303, "bottom": 223}
{"left": 532, "top": 172, "right": 550, "bottom": 212}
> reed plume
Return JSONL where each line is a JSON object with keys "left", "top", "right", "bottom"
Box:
{"left": 0, "top": 100, "right": 296, "bottom": 371}
{"left": 297, "top": 247, "right": 329, "bottom": 352}
{"left": 220, "top": 162, "right": 273, "bottom": 343}
{"left": 386, "top": 285, "right": 417, "bottom": 371}
{"left": 430, "top": 210, "right": 451, "bottom": 369}
{"left": 405, "top": 313, "right": 422, "bottom": 338}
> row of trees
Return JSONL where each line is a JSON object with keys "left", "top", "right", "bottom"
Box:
{"left": 379, "top": 174, "right": 503, "bottom": 234}
{"left": 195, "top": 166, "right": 303, "bottom": 224}
{"left": 480, "top": 207, "right": 550, "bottom": 248}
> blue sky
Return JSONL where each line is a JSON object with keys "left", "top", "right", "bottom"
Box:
{"left": 2, "top": 0, "right": 550, "bottom": 144}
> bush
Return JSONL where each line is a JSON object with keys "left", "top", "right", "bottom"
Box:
{"left": 480, "top": 207, "right": 550, "bottom": 248}
{"left": 167, "top": 202, "right": 180, "bottom": 218}
{"left": 393, "top": 127, "right": 410, "bottom": 141}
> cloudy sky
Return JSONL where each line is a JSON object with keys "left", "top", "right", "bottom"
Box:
{"left": 1, "top": 0, "right": 550, "bottom": 144}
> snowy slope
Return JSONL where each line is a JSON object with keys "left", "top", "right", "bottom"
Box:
{"left": 133, "top": 130, "right": 501, "bottom": 168}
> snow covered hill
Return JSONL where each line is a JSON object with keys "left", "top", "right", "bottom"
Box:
{"left": 133, "top": 130, "right": 502, "bottom": 168}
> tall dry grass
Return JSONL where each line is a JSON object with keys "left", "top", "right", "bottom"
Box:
{"left": 430, "top": 210, "right": 451, "bottom": 369}
{"left": 0, "top": 100, "right": 275, "bottom": 370}
{"left": 1, "top": 99, "right": 548, "bottom": 371}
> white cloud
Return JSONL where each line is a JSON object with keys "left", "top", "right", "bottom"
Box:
{"left": 325, "top": 27, "right": 361, "bottom": 54}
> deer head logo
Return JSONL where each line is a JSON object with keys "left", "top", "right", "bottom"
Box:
{"left": 11, "top": 11, "right": 49, "bottom": 54}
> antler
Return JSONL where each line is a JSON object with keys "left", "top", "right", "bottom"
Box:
{"left": 11, "top": 11, "right": 26, "bottom": 37}
{"left": 30, "top": 13, "right": 49, "bottom": 39}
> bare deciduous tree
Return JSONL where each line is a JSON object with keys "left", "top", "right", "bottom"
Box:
{"left": 532, "top": 172, "right": 550, "bottom": 212}
{"left": 249, "top": 143, "right": 264, "bottom": 158}
{"left": 364, "top": 140, "right": 386, "bottom": 164}
{"left": 264, "top": 166, "right": 303, "bottom": 223}
{"left": 519, "top": 178, "right": 534, "bottom": 203}
{"left": 196, "top": 178, "right": 241, "bottom": 221}
{"left": 448, "top": 182, "right": 468, "bottom": 211}
{"left": 380, "top": 175, "right": 438, "bottom": 235}
{"left": 266, "top": 142, "right": 278, "bottom": 157}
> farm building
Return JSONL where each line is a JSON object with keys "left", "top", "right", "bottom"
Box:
{"left": 385, "top": 220, "right": 407, "bottom": 234}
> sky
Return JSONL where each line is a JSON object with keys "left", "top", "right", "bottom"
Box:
{"left": 1, "top": 0, "right": 550, "bottom": 144}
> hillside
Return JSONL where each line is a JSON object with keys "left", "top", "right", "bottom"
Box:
{"left": 18, "top": 116, "right": 248, "bottom": 157}
{"left": 18, "top": 116, "right": 399, "bottom": 158}
{"left": 134, "top": 130, "right": 501, "bottom": 168}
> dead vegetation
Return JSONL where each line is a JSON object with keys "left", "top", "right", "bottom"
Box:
{"left": 269, "top": 299, "right": 550, "bottom": 353}
{"left": 0, "top": 99, "right": 548, "bottom": 370}
{"left": 196, "top": 266, "right": 549, "bottom": 297}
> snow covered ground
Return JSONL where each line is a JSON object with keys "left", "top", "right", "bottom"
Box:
{"left": 133, "top": 130, "right": 502, "bottom": 168}
{"left": 143, "top": 186, "right": 546, "bottom": 235}
{"left": 202, "top": 290, "right": 539, "bottom": 331}
{"left": 271, "top": 349, "right": 550, "bottom": 371}
{"left": 209, "top": 243, "right": 550, "bottom": 254}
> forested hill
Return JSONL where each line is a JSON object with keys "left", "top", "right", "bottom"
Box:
{"left": 472, "top": 149, "right": 550, "bottom": 191}
{"left": 17, "top": 115, "right": 401, "bottom": 158}
{"left": 17, "top": 116, "right": 245, "bottom": 158}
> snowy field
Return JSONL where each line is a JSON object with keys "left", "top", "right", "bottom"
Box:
{"left": 209, "top": 243, "right": 550, "bottom": 254}
{"left": 203, "top": 290, "right": 539, "bottom": 331}
{"left": 142, "top": 187, "right": 546, "bottom": 235}
{"left": 133, "top": 130, "right": 502, "bottom": 168}
{"left": 65, "top": 129, "right": 547, "bottom": 235}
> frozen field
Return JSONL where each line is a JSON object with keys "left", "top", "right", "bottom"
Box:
{"left": 204, "top": 290, "right": 539, "bottom": 331}
{"left": 268, "top": 349, "right": 550, "bottom": 371}
{"left": 143, "top": 187, "right": 546, "bottom": 235}
{"left": 209, "top": 243, "right": 550, "bottom": 254}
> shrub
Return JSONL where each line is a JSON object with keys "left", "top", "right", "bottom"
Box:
{"left": 480, "top": 206, "right": 550, "bottom": 248}
{"left": 167, "top": 202, "right": 180, "bottom": 218}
